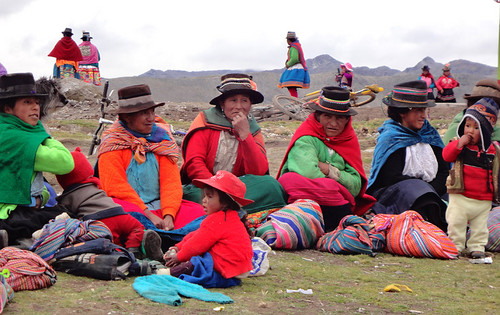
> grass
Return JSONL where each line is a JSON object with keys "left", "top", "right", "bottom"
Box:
{"left": 7, "top": 250, "right": 500, "bottom": 314}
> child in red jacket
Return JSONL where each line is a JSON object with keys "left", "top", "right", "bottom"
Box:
{"left": 163, "top": 170, "right": 254, "bottom": 281}
{"left": 443, "top": 98, "right": 499, "bottom": 259}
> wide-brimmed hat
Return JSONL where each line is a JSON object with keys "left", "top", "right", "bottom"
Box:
{"left": 192, "top": 170, "right": 254, "bottom": 207}
{"left": 62, "top": 27, "right": 73, "bottom": 36}
{"left": 81, "top": 31, "right": 92, "bottom": 40}
{"left": 113, "top": 84, "right": 165, "bottom": 114}
{"left": 463, "top": 79, "right": 500, "bottom": 106}
{"left": 286, "top": 31, "right": 297, "bottom": 40}
{"left": 209, "top": 73, "right": 264, "bottom": 106}
{"left": 0, "top": 73, "right": 48, "bottom": 100}
{"left": 307, "top": 86, "right": 357, "bottom": 116}
{"left": 382, "top": 80, "right": 436, "bottom": 108}
{"left": 341, "top": 63, "right": 353, "bottom": 72}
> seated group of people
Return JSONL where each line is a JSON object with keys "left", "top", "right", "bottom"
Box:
{"left": 1, "top": 72, "right": 498, "bottom": 285}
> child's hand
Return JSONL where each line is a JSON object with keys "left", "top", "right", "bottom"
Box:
{"left": 164, "top": 252, "right": 180, "bottom": 267}
{"left": 457, "top": 134, "right": 472, "bottom": 149}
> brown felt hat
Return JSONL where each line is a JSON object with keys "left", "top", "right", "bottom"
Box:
{"left": 463, "top": 79, "right": 500, "bottom": 106}
{"left": 113, "top": 84, "right": 164, "bottom": 114}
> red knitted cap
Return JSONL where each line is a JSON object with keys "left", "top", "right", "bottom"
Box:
{"left": 56, "top": 147, "right": 99, "bottom": 189}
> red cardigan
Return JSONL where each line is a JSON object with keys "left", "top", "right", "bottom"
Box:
{"left": 443, "top": 140, "right": 495, "bottom": 201}
{"left": 175, "top": 210, "right": 253, "bottom": 279}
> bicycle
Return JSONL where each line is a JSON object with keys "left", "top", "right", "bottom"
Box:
{"left": 88, "top": 80, "right": 114, "bottom": 156}
{"left": 272, "top": 84, "right": 384, "bottom": 121}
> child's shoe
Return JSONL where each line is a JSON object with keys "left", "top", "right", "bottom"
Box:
{"left": 142, "top": 230, "right": 164, "bottom": 262}
{"left": 470, "top": 251, "right": 486, "bottom": 259}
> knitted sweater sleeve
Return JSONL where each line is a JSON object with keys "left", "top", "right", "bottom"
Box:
{"left": 286, "top": 47, "right": 300, "bottom": 67}
{"left": 34, "top": 138, "right": 74, "bottom": 174}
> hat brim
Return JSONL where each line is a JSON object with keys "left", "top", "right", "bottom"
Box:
{"left": 192, "top": 177, "right": 254, "bottom": 207}
{"left": 382, "top": 96, "right": 435, "bottom": 108}
{"left": 0, "top": 93, "right": 48, "bottom": 100}
{"left": 209, "top": 89, "right": 264, "bottom": 106}
{"left": 307, "top": 100, "right": 357, "bottom": 116}
{"left": 111, "top": 102, "right": 165, "bottom": 114}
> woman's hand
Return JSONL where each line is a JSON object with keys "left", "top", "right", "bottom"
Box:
{"left": 162, "top": 215, "right": 175, "bottom": 231}
{"left": 232, "top": 114, "right": 250, "bottom": 140}
{"left": 318, "top": 161, "right": 330, "bottom": 176}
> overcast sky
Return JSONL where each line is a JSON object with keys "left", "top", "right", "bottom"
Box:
{"left": 0, "top": 0, "right": 498, "bottom": 79}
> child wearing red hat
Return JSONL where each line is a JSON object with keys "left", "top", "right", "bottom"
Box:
{"left": 56, "top": 147, "right": 163, "bottom": 261}
{"left": 163, "top": 170, "right": 254, "bottom": 284}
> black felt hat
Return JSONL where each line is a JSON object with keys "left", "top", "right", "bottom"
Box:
{"left": 382, "top": 80, "right": 435, "bottom": 108}
{"left": 307, "top": 86, "right": 357, "bottom": 116}
{"left": 209, "top": 73, "right": 264, "bottom": 106}
{"left": 0, "top": 73, "right": 47, "bottom": 100}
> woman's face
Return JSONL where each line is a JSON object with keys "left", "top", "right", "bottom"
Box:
{"left": 122, "top": 108, "right": 155, "bottom": 134}
{"left": 220, "top": 94, "right": 252, "bottom": 121}
{"left": 4, "top": 97, "right": 41, "bottom": 126}
{"left": 400, "top": 107, "right": 427, "bottom": 131}
{"left": 318, "top": 112, "right": 350, "bottom": 138}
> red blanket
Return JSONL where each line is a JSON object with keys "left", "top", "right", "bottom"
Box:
{"left": 48, "top": 37, "right": 83, "bottom": 61}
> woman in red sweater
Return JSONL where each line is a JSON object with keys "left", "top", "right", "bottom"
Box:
{"left": 164, "top": 170, "right": 254, "bottom": 286}
{"left": 180, "top": 73, "right": 287, "bottom": 214}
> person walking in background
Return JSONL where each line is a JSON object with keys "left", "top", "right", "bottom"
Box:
{"left": 443, "top": 98, "right": 499, "bottom": 259}
{"left": 0, "top": 62, "right": 6, "bottom": 77}
{"left": 78, "top": 31, "right": 101, "bottom": 86}
{"left": 435, "top": 64, "right": 459, "bottom": 103}
{"left": 418, "top": 65, "right": 436, "bottom": 100}
{"left": 335, "top": 63, "right": 353, "bottom": 91}
{"left": 277, "top": 31, "right": 310, "bottom": 98}
{"left": 48, "top": 28, "right": 83, "bottom": 79}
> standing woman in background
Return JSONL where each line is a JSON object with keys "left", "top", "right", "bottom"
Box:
{"left": 277, "top": 31, "right": 310, "bottom": 98}
{"left": 418, "top": 65, "right": 436, "bottom": 100}
{"left": 48, "top": 28, "right": 83, "bottom": 79}
{"left": 435, "top": 64, "right": 460, "bottom": 103}
{"left": 78, "top": 31, "right": 102, "bottom": 86}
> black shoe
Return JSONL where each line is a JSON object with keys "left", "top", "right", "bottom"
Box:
{"left": 142, "top": 230, "right": 164, "bottom": 262}
{"left": 0, "top": 230, "right": 8, "bottom": 249}
{"left": 470, "top": 251, "right": 485, "bottom": 259}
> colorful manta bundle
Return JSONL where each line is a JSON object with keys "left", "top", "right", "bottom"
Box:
{"left": 0, "top": 247, "right": 56, "bottom": 291}
{"left": 485, "top": 207, "right": 500, "bottom": 252}
{"left": 255, "top": 199, "right": 324, "bottom": 249}
{"left": 316, "top": 215, "right": 385, "bottom": 256}
{"left": 371, "top": 210, "right": 458, "bottom": 259}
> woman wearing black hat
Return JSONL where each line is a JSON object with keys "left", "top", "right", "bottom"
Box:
{"left": 277, "top": 86, "right": 376, "bottom": 231}
{"left": 367, "top": 81, "right": 449, "bottom": 231}
{"left": 78, "top": 31, "right": 102, "bottom": 86}
{"left": 180, "top": 74, "right": 287, "bottom": 215}
{"left": 0, "top": 73, "right": 74, "bottom": 248}
{"left": 48, "top": 27, "right": 83, "bottom": 79}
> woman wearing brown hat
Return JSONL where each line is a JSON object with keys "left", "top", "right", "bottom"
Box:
{"left": 180, "top": 74, "right": 287, "bottom": 214}
{"left": 277, "top": 31, "right": 310, "bottom": 98}
{"left": 367, "top": 81, "right": 449, "bottom": 231}
{"left": 48, "top": 27, "right": 83, "bottom": 79}
{"left": 97, "top": 84, "right": 204, "bottom": 232}
{"left": 442, "top": 78, "right": 500, "bottom": 144}
{"left": 0, "top": 73, "right": 74, "bottom": 248}
{"left": 277, "top": 86, "right": 376, "bottom": 231}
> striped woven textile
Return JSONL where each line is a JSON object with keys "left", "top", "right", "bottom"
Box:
{"left": 0, "top": 247, "right": 56, "bottom": 291}
{"left": 246, "top": 208, "right": 281, "bottom": 229}
{"left": 371, "top": 210, "right": 458, "bottom": 259}
{"left": 0, "top": 271, "right": 14, "bottom": 313}
{"left": 30, "top": 218, "right": 112, "bottom": 262}
{"left": 255, "top": 199, "right": 324, "bottom": 250}
{"left": 486, "top": 207, "right": 500, "bottom": 252}
{"left": 316, "top": 215, "right": 385, "bottom": 256}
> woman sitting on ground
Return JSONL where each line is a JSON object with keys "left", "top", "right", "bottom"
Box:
{"left": 0, "top": 73, "right": 74, "bottom": 248}
{"left": 367, "top": 80, "right": 449, "bottom": 231}
{"left": 277, "top": 86, "right": 376, "bottom": 231}
{"left": 180, "top": 73, "right": 287, "bottom": 214}
{"left": 98, "top": 84, "right": 204, "bottom": 232}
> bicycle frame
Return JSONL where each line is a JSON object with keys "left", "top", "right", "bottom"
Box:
{"left": 88, "top": 80, "right": 113, "bottom": 156}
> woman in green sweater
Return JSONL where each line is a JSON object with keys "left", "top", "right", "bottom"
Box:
{"left": 0, "top": 73, "right": 74, "bottom": 248}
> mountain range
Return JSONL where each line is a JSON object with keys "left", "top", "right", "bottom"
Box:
{"left": 106, "top": 55, "right": 497, "bottom": 105}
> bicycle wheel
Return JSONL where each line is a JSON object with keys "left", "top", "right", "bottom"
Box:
{"left": 350, "top": 91, "right": 375, "bottom": 107}
{"left": 272, "top": 94, "right": 311, "bottom": 121}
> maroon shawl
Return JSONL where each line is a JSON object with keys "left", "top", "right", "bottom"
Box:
{"left": 48, "top": 37, "right": 83, "bottom": 61}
